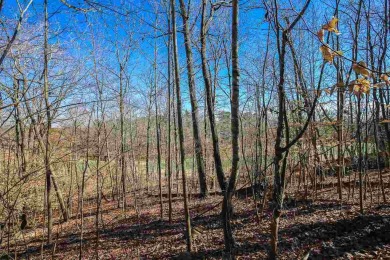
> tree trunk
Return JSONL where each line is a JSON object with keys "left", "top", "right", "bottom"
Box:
{"left": 200, "top": 0, "right": 226, "bottom": 192}
{"left": 178, "top": 0, "right": 208, "bottom": 197}
{"left": 222, "top": 0, "right": 240, "bottom": 256}
{"left": 154, "top": 38, "right": 164, "bottom": 219}
{"left": 171, "top": 0, "right": 192, "bottom": 252}
{"left": 146, "top": 95, "right": 152, "bottom": 194}
{"left": 167, "top": 11, "right": 173, "bottom": 222}
{"left": 43, "top": 0, "right": 52, "bottom": 244}
{"left": 119, "top": 63, "right": 127, "bottom": 210}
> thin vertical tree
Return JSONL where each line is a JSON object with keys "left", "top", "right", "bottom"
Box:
{"left": 200, "top": 0, "right": 226, "bottom": 193}
{"left": 221, "top": 0, "right": 240, "bottom": 256}
{"left": 166, "top": 2, "right": 173, "bottom": 222}
{"left": 43, "top": 0, "right": 52, "bottom": 244}
{"left": 178, "top": 0, "right": 208, "bottom": 197}
{"left": 171, "top": 0, "right": 192, "bottom": 251}
{"left": 268, "top": 1, "right": 313, "bottom": 258}
{"left": 154, "top": 35, "right": 164, "bottom": 219}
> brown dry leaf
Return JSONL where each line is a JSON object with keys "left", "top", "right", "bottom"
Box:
{"left": 336, "top": 82, "right": 345, "bottom": 88}
{"left": 320, "top": 45, "right": 342, "bottom": 63}
{"left": 352, "top": 61, "right": 371, "bottom": 78}
{"left": 380, "top": 74, "right": 390, "bottom": 84}
{"left": 322, "top": 17, "right": 340, "bottom": 34}
{"left": 373, "top": 82, "right": 386, "bottom": 88}
{"left": 317, "top": 29, "right": 324, "bottom": 41}
{"left": 320, "top": 45, "right": 333, "bottom": 63}
{"left": 380, "top": 119, "right": 390, "bottom": 124}
{"left": 349, "top": 78, "right": 371, "bottom": 96}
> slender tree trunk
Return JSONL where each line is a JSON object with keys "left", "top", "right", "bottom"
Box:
{"left": 335, "top": 1, "right": 344, "bottom": 201}
{"left": 167, "top": 12, "right": 173, "bottom": 222}
{"left": 200, "top": 0, "right": 226, "bottom": 192}
{"left": 119, "top": 63, "right": 127, "bottom": 211}
{"left": 270, "top": 32, "right": 288, "bottom": 259}
{"left": 357, "top": 95, "right": 364, "bottom": 214}
{"left": 178, "top": 0, "right": 208, "bottom": 197}
{"left": 43, "top": 0, "right": 52, "bottom": 244}
{"left": 269, "top": 2, "right": 311, "bottom": 257}
{"left": 146, "top": 95, "right": 152, "bottom": 194}
{"left": 154, "top": 38, "right": 164, "bottom": 219}
{"left": 221, "top": 0, "right": 240, "bottom": 257}
{"left": 20, "top": 70, "right": 69, "bottom": 224}
{"left": 172, "top": 78, "right": 180, "bottom": 196}
{"left": 171, "top": 0, "right": 192, "bottom": 251}
{"left": 12, "top": 78, "right": 26, "bottom": 178}
{"left": 79, "top": 113, "right": 91, "bottom": 260}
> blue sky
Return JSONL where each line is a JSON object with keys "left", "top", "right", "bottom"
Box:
{"left": 3, "top": 0, "right": 375, "bottom": 120}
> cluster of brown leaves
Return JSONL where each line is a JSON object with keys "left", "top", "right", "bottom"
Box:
{"left": 318, "top": 17, "right": 390, "bottom": 97}
{"left": 318, "top": 17, "right": 342, "bottom": 64}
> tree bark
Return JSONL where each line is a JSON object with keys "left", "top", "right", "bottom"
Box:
{"left": 154, "top": 38, "right": 164, "bottom": 219}
{"left": 171, "top": 0, "right": 192, "bottom": 252}
{"left": 167, "top": 9, "right": 173, "bottom": 222}
{"left": 119, "top": 63, "right": 127, "bottom": 210}
{"left": 178, "top": 0, "right": 208, "bottom": 197}
{"left": 222, "top": 0, "right": 240, "bottom": 256}
{"left": 200, "top": 0, "right": 226, "bottom": 192}
{"left": 43, "top": 0, "right": 52, "bottom": 244}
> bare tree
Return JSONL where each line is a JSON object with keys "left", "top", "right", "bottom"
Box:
{"left": 171, "top": 0, "right": 192, "bottom": 252}
{"left": 178, "top": 0, "right": 208, "bottom": 197}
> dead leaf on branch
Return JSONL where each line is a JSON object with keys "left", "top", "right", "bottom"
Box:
{"left": 348, "top": 78, "right": 371, "bottom": 96}
{"left": 320, "top": 45, "right": 342, "bottom": 63}
{"left": 322, "top": 17, "right": 340, "bottom": 35}
{"left": 380, "top": 74, "right": 390, "bottom": 84}
{"left": 317, "top": 29, "right": 324, "bottom": 41}
{"left": 352, "top": 61, "right": 371, "bottom": 78}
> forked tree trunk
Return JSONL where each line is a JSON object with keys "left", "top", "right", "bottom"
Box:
{"left": 269, "top": 2, "right": 311, "bottom": 257}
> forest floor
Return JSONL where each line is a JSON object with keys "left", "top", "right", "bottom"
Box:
{"left": 6, "top": 170, "right": 390, "bottom": 259}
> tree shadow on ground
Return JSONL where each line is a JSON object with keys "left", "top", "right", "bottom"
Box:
{"left": 292, "top": 201, "right": 353, "bottom": 217}
{"left": 279, "top": 214, "right": 390, "bottom": 258}
{"left": 170, "top": 241, "right": 267, "bottom": 260}
{"left": 148, "top": 191, "right": 223, "bottom": 199}
{"left": 17, "top": 203, "right": 260, "bottom": 259}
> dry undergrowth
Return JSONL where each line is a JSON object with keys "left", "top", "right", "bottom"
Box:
{"left": 4, "top": 170, "right": 390, "bottom": 259}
